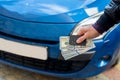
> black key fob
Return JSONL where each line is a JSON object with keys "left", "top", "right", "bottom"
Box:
{"left": 69, "top": 35, "right": 86, "bottom": 46}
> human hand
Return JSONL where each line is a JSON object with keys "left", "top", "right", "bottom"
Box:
{"left": 76, "top": 25, "right": 100, "bottom": 43}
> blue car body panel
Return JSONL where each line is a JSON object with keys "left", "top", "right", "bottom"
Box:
{"left": 0, "top": 0, "right": 110, "bottom": 41}
{"left": 0, "top": 0, "right": 120, "bottom": 78}
{"left": 0, "top": 0, "right": 110, "bottom": 23}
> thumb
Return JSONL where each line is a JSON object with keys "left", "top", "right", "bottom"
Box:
{"left": 76, "top": 34, "right": 87, "bottom": 43}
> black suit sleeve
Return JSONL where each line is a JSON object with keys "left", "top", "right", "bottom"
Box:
{"left": 93, "top": 0, "right": 120, "bottom": 34}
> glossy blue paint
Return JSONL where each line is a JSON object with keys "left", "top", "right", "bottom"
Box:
{"left": 0, "top": 0, "right": 110, "bottom": 23}
{"left": 0, "top": 15, "right": 75, "bottom": 41}
{"left": 0, "top": 0, "right": 110, "bottom": 41}
{"left": 0, "top": 0, "right": 119, "bottom": 78}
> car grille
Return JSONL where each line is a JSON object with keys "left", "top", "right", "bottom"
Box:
{"left": 0, "top": 51, "right": 89, "bottom": 73}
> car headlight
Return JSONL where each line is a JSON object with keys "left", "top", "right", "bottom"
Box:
{"left": 71, "top": 12, "right": 107, "bottom": 40}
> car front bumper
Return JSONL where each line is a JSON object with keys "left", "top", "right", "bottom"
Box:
{"left": 0, "top": 26, "right": 119, "bottom": 78}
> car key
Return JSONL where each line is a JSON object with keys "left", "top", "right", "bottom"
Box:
{"left": 69, "top": 35, "right": 86, "bottom": 46}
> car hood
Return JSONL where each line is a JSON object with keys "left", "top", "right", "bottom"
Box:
{"left": 0, "top": 0, "right": 108, "bottom": 23}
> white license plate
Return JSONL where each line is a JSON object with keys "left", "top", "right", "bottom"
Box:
{"left": 0, "top": 38, "right": 48, "bottom": 60}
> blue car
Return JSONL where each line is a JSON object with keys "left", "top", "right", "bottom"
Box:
{"left": 0, "top": 0, "right": 120, "bottom": 78}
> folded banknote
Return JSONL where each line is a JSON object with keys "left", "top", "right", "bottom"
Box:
{"left": 60, "top": 36, "right": 95, "bottom": 60}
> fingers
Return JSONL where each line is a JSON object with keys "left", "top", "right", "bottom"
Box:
{"left": 76, "top": 26, "right": 100, "bottom": 44}
{"left": 77, "top": 28, "right": 88, "bottom": 35}
{"left": 76, "top": 34, "right": 87, "bottom": 43}
{"left": 76, "top": 27, "right": 89, "bottom": 43}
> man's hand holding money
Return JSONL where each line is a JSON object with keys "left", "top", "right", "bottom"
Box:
{"left": 76, "top": 25, "right": 100, "bottom": 44}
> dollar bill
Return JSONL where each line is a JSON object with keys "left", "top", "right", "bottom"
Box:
{"left": 60, "top": 36, "right": 96, "bottom": 60}
{"left": 60, "top": 36, "right": 69, "bottom": 50}
{"left": 61, "top": 50, "right": 79, "bottom": 60}
{"left": 86, "top": 39, "right": 96, "bottom": 48}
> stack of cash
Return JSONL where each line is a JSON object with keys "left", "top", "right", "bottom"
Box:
{"left": 60, "top": 36, "right": 95, "bottom": 60}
